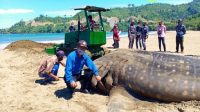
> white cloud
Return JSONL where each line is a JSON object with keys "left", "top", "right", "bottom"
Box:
{"left": 157, "top": 0, "right": 192, "bottom": 4}
{"left": 0, "top": 9, "right": 34, "bottom": 14}
{"left": 44, "top": 10, "right": 80, "bottom": 17}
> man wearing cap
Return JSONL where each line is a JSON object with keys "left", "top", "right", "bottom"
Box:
{"left": 175, "top": 19, "right": 186, "bottom": 53}
{"left": 128, "top": 20, "right": 136, "bottom": 49}
{"left": 64, "top": 40, "right": 101, "bottom": 94}
{"left": 38, "top": 50, "right": 66, "bottom": 84}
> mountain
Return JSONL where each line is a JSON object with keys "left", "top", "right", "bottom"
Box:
{"left": 0, "top": 0, "right": 200, "bottom": 34}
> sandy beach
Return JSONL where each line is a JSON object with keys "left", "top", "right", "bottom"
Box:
{"left": 0, "top": 31, "right": 200, "bottom": 112}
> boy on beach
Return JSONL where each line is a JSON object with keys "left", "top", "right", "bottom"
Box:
{"left": 38, "top": 50, "right": 66, "bottom": 84}
{"left": 141, "top": 22, "right": 149, "bottom": 50}
{"left": 157, "top": 21, "right": 166, "bottom": 52}
{"left": 64, "top": 40, "right": 101, "bottom": 94}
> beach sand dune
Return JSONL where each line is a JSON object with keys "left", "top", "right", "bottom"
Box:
{"left": 0, "top": 31, "right": 200, "bottom": 112}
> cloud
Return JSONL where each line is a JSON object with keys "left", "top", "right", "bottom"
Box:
{"left": 0, "top": 9, "right": 34, "bottom": 14}
{"left": 157, "top": 0, "right": 192, "bottom": 4}
{"left": 44, "top": 10, "right": 80, "bottom": 17}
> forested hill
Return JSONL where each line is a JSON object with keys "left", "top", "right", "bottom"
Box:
{"left": 1, "top": 0, "right": 200, "bottom": 34}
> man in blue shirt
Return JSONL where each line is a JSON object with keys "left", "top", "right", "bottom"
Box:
{"left": 176, "top": 19, "right": 186, "bottom": 53}
{"left": 64, "top": 40, "right": 101, "bottom": 94}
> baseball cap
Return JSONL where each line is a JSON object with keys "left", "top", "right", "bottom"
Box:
{"left": 56, "top": 50, "right": 65, "bottom": 57}
{"left": 78, "top": 40, "right": 88, "bottom": 48}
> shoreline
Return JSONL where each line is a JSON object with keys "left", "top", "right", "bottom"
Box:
{"left": 0, "top": 31, "right": 158, "bottom": 50}
{"left": 2, "top": 31, "right": 199, "bottom": 55}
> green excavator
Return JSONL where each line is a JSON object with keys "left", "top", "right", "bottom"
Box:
{"left": 45, "top": 6, "right": 110, "bottom": 59}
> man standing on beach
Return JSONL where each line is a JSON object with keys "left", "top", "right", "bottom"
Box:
{"left": 128, "top": 20, "right": 136, "bottom": 49}
{"left": 141, "top": 22, "right": 149, "bottom": 50}
{"left": 64, "top": 40, "right": 101, "bottom": 94}
{"left": 176, "top": 19, "right": 186, "bottom": 53}
{"left": 38, "top": 50, "right": 66, "bottom": 84}
{"left": 157, "top": 21, "right": 166, "bottom": 52}
{"left": 136, "top": 21, "right": 142, "bottom": 49}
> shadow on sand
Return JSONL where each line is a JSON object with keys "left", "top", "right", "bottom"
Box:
{"left": 54, "top": 88, "right": 74, "bottom": 100}
{"left": 35, "top": 79, "right": 57, "bottom": 85}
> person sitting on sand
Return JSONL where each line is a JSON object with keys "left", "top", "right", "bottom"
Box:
{"left": 38, "top": 50, "right": 66, "bottom": 84}
{"left": 64, "top": 40, "right": 101, "bottom": 94}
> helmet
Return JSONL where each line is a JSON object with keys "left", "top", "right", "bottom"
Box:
{"left": 56, "top": 50, "right": 65, "bottom": 57}
{"left": 77, "top": 40, "right": 87, "bottom": 48}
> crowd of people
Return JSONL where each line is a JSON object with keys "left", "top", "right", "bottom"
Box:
{"left": 68, "top": 15, "right": 186, "bottom": 53}
{"left": 68, "top": 15, "right": 187, "bottom": 53}
{"left": 112, "top": 19, "right": 186, "bottom": 53}
{"left": 121, "top": 19, "right": 186, "bottom": 52}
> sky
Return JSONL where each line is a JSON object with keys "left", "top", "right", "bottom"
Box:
{"left": 0, "top": 0, "right": 193, "bottom": 29}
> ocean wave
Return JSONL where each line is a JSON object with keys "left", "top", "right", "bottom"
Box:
{"left": 0, "top": 43, "right": 10, "bottom": 50}
{"left": 36, "top": 40, "right": 64, "bottom": 44}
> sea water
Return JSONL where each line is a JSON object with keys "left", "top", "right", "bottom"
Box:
{"left": 0, "top": 32, "right": 155, "bottom": 50}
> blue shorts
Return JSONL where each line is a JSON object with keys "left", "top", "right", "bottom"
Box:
{"left": 41, "top": 63, "right": 60, "bottom": 81}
